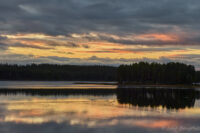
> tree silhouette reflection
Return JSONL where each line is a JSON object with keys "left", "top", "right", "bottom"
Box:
{"left": 0, "top": 88, "right": 199, "bottom": 110}
{"left": 117, "top": 88, "right": 200, "bottom": 109}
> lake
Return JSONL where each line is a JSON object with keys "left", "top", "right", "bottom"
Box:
{"left": 0, "top": 81, "right": 200, "bottom": 133}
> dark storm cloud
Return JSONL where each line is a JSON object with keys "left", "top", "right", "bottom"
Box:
{"left": 1, "top": 0, "right": 200, "bottom": 44}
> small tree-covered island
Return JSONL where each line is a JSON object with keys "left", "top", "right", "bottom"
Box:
{"left": 0, "top": 62, "right": 200, "bottom": 85}
{"left": 118, "top": 62, "right": 197, "bottom": 85}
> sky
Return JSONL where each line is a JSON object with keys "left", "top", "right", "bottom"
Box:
{"left": 1, "top": 0, "right": 200, "bottom": 69}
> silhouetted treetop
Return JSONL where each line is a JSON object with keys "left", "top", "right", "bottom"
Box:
{"left": 0, "top": 62, "right": 199, "bottom": 84}
{"left": 118, "top": 62, "right": 196, "bottom": 84}
{"left": 0, "top": 64, "right": 117, "bottom": 81}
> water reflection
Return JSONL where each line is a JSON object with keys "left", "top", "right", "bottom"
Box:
{"left": 1, "top": 88, "right": 200, "bottom": 110}
{"left": 1, "top": 87, "right": 200, "bottom": 133}
{"left": 117, "top": 88, "right": 200, "bottom": 109}
{"left": 0, "top": 88, "right": 116, "bottom": 96}
{"left": 0, "top": 81, "right": 117, "bottom": 89}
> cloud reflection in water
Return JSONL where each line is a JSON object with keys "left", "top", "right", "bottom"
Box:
{"left": 0, "top": 88, "right": 200, "bottom": 133}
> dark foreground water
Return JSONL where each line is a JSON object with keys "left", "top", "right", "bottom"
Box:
{"left": 0, "top": 81, "right": 200, "bottom": 133}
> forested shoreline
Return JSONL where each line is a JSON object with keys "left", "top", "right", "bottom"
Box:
{"left": 0, "top": 63, "right": 200, "bottom": 84}
{"left": 0, "top": 64, "right": 117, "bottom": 81}
{"left": 118, "top": 62, "right": 198, "bottom": 84}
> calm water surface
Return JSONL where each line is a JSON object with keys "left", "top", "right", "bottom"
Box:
{"left": 0, "top": 81, "right": 117, "bottom": 89}
{"left": 0, "top": 81, "right": 200, "bottom": 133}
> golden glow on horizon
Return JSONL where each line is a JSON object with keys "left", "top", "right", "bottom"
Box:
{"left": 1, "top": 33, "right": 200, "bottom": 62}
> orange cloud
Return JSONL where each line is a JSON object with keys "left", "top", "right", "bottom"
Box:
{"left": 138, "top": 33, "right": 180, "bottom": 42}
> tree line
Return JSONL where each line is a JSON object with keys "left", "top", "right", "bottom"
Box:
{"left": 0, "top": 63, "right": 200, "bottom": 84}
{"left": 195, "top": 71, "right": 200, "bottom": 83}
{"left": 118, "top": 62, "right": 196, "bottom": 84}
{"left": 0, "top": 64, "right": 117, "bottom": 81}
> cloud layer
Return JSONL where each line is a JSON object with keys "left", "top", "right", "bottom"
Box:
{"left": 1, "top": 0, "right": 200, "bottom": 67}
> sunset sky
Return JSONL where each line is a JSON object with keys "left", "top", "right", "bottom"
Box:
{"left": 1, "top": 0, "right": 200, "bottom": 69}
